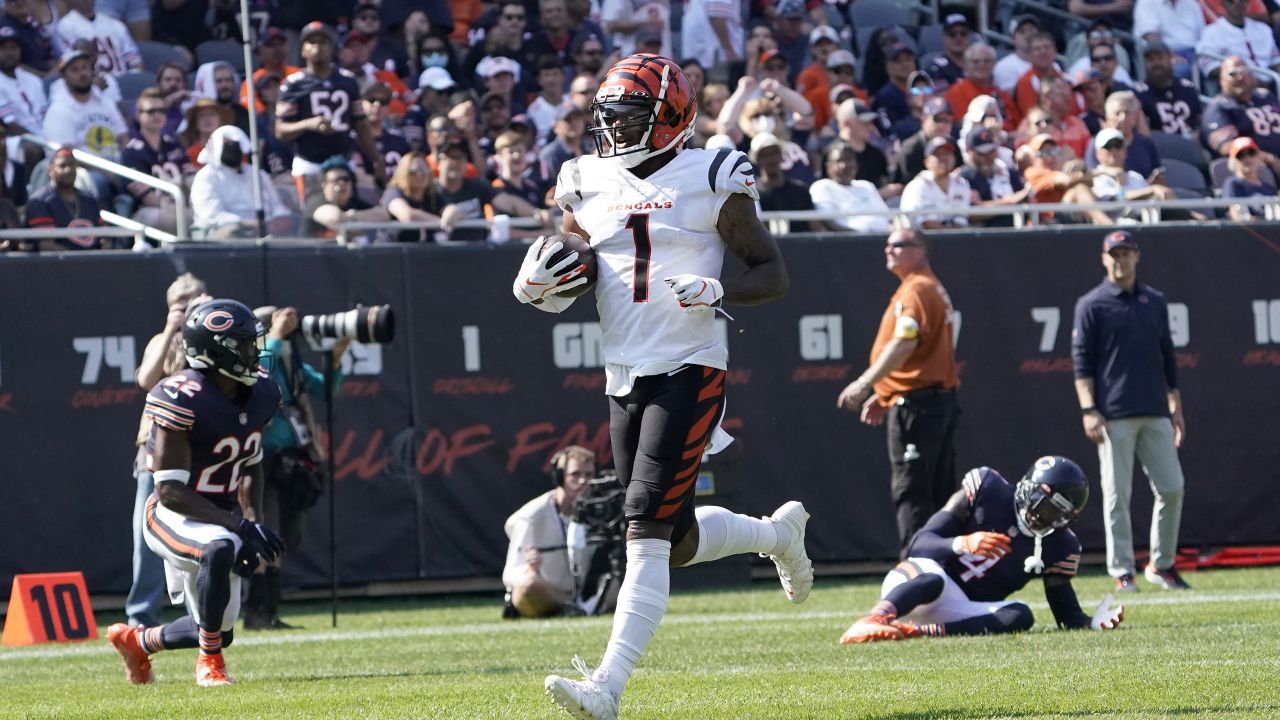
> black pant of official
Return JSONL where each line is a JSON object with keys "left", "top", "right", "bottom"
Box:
{"left": 244, "top": 449, "right": 312, "bottom": 628}
{"left": 887, "top": 387, "right": 960, "bottom": 557}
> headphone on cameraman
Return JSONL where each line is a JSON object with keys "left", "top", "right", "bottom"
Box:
{"left": 549, "top": 446, "right": 593, "bottom": 487}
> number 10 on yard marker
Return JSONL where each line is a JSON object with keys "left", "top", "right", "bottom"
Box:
{"left": 2, "top": 572, "right": 97, "bottom": 646}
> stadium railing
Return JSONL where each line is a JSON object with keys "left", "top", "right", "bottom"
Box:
{"left": 20, "top": 134, "right": 189, "bottom": 243}
{"left": 0, "top": 225, "right": 148, "bottom": 248}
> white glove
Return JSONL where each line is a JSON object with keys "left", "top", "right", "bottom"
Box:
{"left": 513, "top": 238, "right": 587, "bottom": 304}
{"left": 663, "top": 274, "right": 723, "bottom": 314}
{"left": 1090, "top": 593, "right": 1124, "bottom": 630}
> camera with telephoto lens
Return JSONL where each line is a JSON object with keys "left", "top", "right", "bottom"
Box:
{"left": 300, "top": 304, "right": 395, "bottom": 345}
{"left": 569, "top": 472, "right": 627, "bottom": 614}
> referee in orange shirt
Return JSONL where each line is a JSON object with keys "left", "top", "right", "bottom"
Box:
{"left": 837, "top": 228, "right": 961, "bottom": 555}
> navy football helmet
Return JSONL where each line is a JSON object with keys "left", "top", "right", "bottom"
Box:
{"left": 1014, "top": 456, "right": 1089, "bottom": 536}
{"left": 183, "top": 299, "right": 266, "bottom": 386}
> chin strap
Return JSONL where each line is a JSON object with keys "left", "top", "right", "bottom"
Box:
{"left": 1024, "top": 532, "right": 1045, "bottom": 574}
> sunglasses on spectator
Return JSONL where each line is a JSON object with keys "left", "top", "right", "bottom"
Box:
{"left": 1091, "top": 53, "right": 1116, "bottom": 63}
{"left": 1037, "top": 147, "right": 1060, "bottom": 157}
{"left": 888, "top": 240, "right": 920, "bottom": 248}
{"left": 139, "top": 107, "right": 166, "bottom": 115}
{"left": 1103, "top": 140, "right": 1126, "bottom": 150}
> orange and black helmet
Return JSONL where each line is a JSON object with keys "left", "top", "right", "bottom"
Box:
{"left": 588, "top": 53, "right": 697, "bottom": 166}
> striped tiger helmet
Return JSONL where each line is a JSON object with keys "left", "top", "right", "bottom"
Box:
{"left": 588, "top": 53, "right": 697, "bottom": 168}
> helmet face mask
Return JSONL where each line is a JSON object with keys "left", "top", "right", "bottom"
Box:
{"left": 591, "top": 100, "right": 656, "bottom": 158}
{"left": 182, "top": 299, "right": 267, "bottom": 386}
{"left": 588, "top": 53, "right": 697, "bottom": 168}
{"left": 1014, "top": 456, "right": 1089, "bottom": 536}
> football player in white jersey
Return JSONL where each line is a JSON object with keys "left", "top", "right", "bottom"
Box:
{"left": 513, "top": 53, "right": 813, "bottom": 720}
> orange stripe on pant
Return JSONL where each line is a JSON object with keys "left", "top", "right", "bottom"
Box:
{"left": 655, "top": 369, "right": 725, "bottom": 519}
{"left": 145, "top": 496, "right": 205, "bottom": 561}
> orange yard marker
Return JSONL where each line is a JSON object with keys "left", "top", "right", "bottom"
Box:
{"left": 2, "top": 572, "right": 97, "bottom": 646}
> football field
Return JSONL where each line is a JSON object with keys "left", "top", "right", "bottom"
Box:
{"left": 3, "top": 566, "right": 1278, "bottom": 719}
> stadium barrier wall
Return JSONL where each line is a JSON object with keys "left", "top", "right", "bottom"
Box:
{"left": 2, "top": 224, "right": 1278, "bottom": 599}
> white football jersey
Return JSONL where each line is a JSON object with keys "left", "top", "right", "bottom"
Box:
{"left": 56, "top": 10, "right": 141, "bottom": 76}
{"left": 554, "top": 147, "right": 759, "bottom": 395}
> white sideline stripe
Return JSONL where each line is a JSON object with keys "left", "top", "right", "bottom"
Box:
{"left": 4, "top": 589, "right": 1278, "bottom": 662}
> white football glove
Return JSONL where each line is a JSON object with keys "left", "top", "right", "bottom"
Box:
{"left": 1090, "top": 592, "right": 1124, "bottom": 630}
{"left": 663, "top": 274, "right": 724, "bottom": 314}
{"left": 513, "top": 238, "right": 588, "bottom": 304}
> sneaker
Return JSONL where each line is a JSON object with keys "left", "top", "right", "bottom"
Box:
{"left": 1144, "top": 564, "right": 1192, "bottom": 590}
{"left": 106, "top": 623, "right": 154, "bottom": 685}
{"left": 544, "top": 656, "right": 619, "bottom": 720}
{"left": 840, "top": 614, "right": 905, "bottom": 644}
{"left": 1114, "top": 573, "right": 1139, "bottom": 593}
{"left": 766, "top": 501, "right": 814, "bottom": 604}
{"left": 889, "top": 620, "right": 925, "bottom": 639}
{"left": 195, "top": 653, "right": 233, "bottom": 687}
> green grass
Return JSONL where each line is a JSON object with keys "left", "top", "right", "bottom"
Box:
{"left": 3, "top": 566, "right": 1279, "bottom": 719}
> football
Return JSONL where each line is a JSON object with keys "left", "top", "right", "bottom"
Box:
{"left": 541, "top": 232, "right": 597, "bottom": 298}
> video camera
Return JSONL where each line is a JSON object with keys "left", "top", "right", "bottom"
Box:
{"left": 300, "top": 304, "right": 395, "bottom": 345}
{"left": 567, "top": 471, "right": 627, "bottom": 615}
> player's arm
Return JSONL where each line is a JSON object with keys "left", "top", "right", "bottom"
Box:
{"left": 238, "top": 461, "right": 266, "bottom": 523}
{"left": 836, "top": 335, "right": 918, "bottom": 410}
{"left": 910, "top": 472, "right": 1012, "bottom": 559}
{"left": 151, "top": 426, "right": 241, "bottom": 531}
{"left": 716, "top": 192, "right": 789, "bottom": 305}
{"left": 1043, "top": 574, "right": 1091, "bottom": 629}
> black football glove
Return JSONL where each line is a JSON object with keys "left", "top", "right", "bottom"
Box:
{"left": 233, "top": 543, "right": 261, "bottom": 577}
{"left": 236, "top": 518, "right": 286, "bottom": 563}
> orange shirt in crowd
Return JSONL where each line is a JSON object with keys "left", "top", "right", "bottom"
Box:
{"left": 945, "top": 79, "right": 1020, "bottom": 130}
{"left": 1011, "top": 68, "right": 1075, "bottom": 119}
{"left": 240, "top": 65, "right": 301, "bottom": 113}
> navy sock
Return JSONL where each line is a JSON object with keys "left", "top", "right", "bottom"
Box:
{"left": 940, "top": 603, "right": 1034, "bottom": 636}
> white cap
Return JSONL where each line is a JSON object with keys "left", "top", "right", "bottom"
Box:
{"left": 418, "top": 66, "right": 456, "bottom": 91}
{"left": 704, "top": 133, "right": 736, "bottom": 151}
{"left": 1094, "top": 127, "right": 1125, "bottom": 151}
{"left": 809, "top": 25, "right": 840, "bottom": 46}
{"left": 827, "top": 49, "right": 856, "bottom": 69}
{"left": 748, "top": 131, "right": 782, "bottom": 161}
{"left": 477, "top": 55, "right": 521, "bottom": 82}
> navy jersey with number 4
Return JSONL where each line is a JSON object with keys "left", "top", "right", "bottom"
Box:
{"left": 144, "top": 368, "right": 281, "bottom": 511}
{"left": 908, "top": 467, "right": 1082, "bottom": 601}
{"left": 277, "top": 68, "right": 366, "bottom": 163}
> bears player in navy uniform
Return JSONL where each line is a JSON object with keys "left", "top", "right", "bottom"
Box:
{"left": 840, "top": 456, "right": 1125, "bottom": 643}
{"left": 107, "top": 299, "right": 286, "bottom": 687}
{"left": 514, "top": 54, "right": 807, "bottom": 720}
{"left": 277, "top": 22, "right": 385, "bottom": 205}
{"left": 1202, "top": 56, "right": 1280, "bottom": 158}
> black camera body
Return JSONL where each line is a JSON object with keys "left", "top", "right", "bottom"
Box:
{"left": 570, "top": 472, "right": 627, "bottom": 613}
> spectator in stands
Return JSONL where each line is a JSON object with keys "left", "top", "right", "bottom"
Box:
{"left": 528, "top": 0, "right": 604, "bottom": 70}
{"left": 571, "top": 32, "right": 610, "bottom": 82}
{"left": 340, "top": 31, "right": 413, "bottom": 119}
{"left": 43, "top": 49, "right": 128, "bottom": 163}
{"left": 413, "top": 29, "right": 461, "bottom": 89}
{"left": 809, "top": 140, "right": 890, "bottom": 233}
{"left": 1075, "top": 70, "right": 1108, "bottom": 135}
{"left": 735, "top": 94, "right": 815, "bottom": 182}
{"left": 49, "top": 38, "right": 121, "bottom": 107}
{"left": 804, "top": 49, "right": 863, "bottom": 137}
{"left": 1083, "top": 30, "right": 1134, "bottom": 94}
{"left": 1090, "top": 128, "right": 1178, "bottom": 220}
{"left": 277, "top": 22, "right": 385, "bottom": 206}
{"left": 994, "top": 14, "right": 1039, "bottom": 93}
{"left": 421, "top": 116, "right": 479, "bottom": 180}
{"left": 923, "top": 13, "right": 974, "bottom": 92}
{"left": 752, "top": 131, "right": 821, "bottom": 234}
{"left": 439, "top": 137, "right": 549, "bottom": 241}
{"left": 895, "top": 96, "right": 956, "bottom": 183}
{"left": 181, "top": 98, "right": 232, "bottom": 167}
{"left": 901, "top": 136, "right": 971, "bottom": 229}
{"left": 861, "top": 27, "right": 903, "bottom": 96}
{"left": 682, "top": 59, "right": 706, "bottom": 103}
{"left": 527, "top": 55, "right": 573, "bottom": 141}
{"left": 350, "top": 3, "right": 410, "bottom": 78}
{"left": 449, "top": 0, "right": 486, "bottom": 47}
{"left": 1067, "top": 0, "right": 1133, "bottom": 32}
{"left": 771, "top": 0, "right": 810, "bottom": 82}
{"left": 539, "top": 107, "right": 587, "bottom": 182}
{"left": 352, "top": 82, "right": 410, "bottom": 183}
{"left": 192, "top": 61, "right": 249, "bottom": 134}
{"left": 1021, "top": 133, "right": 1108, "bottom": 223}
{"left": 568, "top": 72, "right": 597, "bottom": 113}
{"left": 1040, "top": 79, "right": 1092, "bottom": 160}
{"left": 835, "top": 97, "right": 898, "bottom": 199}
{"left": 795, "top": 25, "right": 840, "bottom": 101}
{"left": 1135, "top": 41, "right": 1202, "bottom": 138}
{"left": 380, "top": 150, "right": 443, "bottom": 242}
{"left": 400, "top": 10, "right": 432, "bottom": 76}
{"left": 1086, "top": 91, "right": 1162, "bottom": 177}
{"left": 96, "top": 0, "right": 150, "bottom": 43}
{"left": 403, "top": 67, "right": 459, "bottom": 150}
{"left": 872, "top": 43, "right": 918, "bottom": 134}
{"left": 22, "top": 148, "right": 104, "bottom": 251}
{"left": 680, "top": 0, "right": 743, "bottom": 72}
{"left": 149, "top": 0, "right": 211, "bottom": 50}
{"left": 190, "top": 125, "right": 292, "bottom": 238}
{"left": 1202, "top": 56, "right": 1280, "bottom": 157}
{"left": 509, "top": 114, "right": 543, "bottom": 169}
{"left": 959, "top": 127, "right": 1029, "bottom": 227}
{"left": 479, "top": 91, "right": 515, "bottom": 158}
{"left": 1196, "top": 0, "right": 1280, "bottom": 76}
{"left": 121, "top": 88, "right": 190, "bottom": 233}
{"left": 447, "top": 97, "right": 488, "bottom": 173}
{"left": 958, "top": 95, "right": 1015, "bottom": 167}
{"left": 0, "top": 0, "right": 58, "bottom": 75}
{"left": 252, "top": 73, "right": 293, "bottom": 178}
{"left": 240, "top": 27, "right": 299, "bottom": 113}
{"left": 946, "top": 43, "right": 1018, "bottom": 129}
{"left": 1221, "top": 136, "right": 1277, "bottom": 220}
{"left": 57, "top": 0, "right": 141, "bottom": 76}
{"left": 491, "top": 129, "right": 546, "bottom": 208}
{"left": 1012, "top": 33, "right": 1066, "bottom": 120}
{"left": 0, "top": 25, "right": 48, "bottom": 168}
{"left": 601, "top": 0, "right": 670, "bottom": 59}
{"left": 308, "top": 156, "right": 390, "bottom": 241}
{"left": 0, "top": 138, "right": 28, "bottom": 236}
{"left": 476, "top": 55, "right": 523, "bottom": 113}
{"left": 1133, "top": 0, "right": 1203, "bottom": 78}
{"left": 154, "top": 63, "right": 190, "bottom": 137}
{"left": 718, "top": 64, "right": 815, "bottom": 145}
{"left": 695, "top": 82, "right": 730, "bottom": 148}
{"left": 462, "top": 0, "right": 533, "bottom": 83}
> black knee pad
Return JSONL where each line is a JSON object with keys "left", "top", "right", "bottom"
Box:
{"left": 998, "top": 602, "right": 1035, "bottom": 633}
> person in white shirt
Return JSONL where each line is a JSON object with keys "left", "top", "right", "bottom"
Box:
{"left": 680, "top": 0, "right": 742, "bottom": 69}
{"left": 1090, "top": 127, "right": 1176, "bottom": 222}
{"left": 994, "top": 15, "right": 1040, "bottom": 92}
{"left": 526, "top": 54, "right": 576, "bottom": 140}
{"left": 189, "top": 125, "right": 293, "bottom": 238}
{"left": 1133, "top": 0, "right": 1204, "bottom": 77}
{"left": 41, "top": 49, "right": 128, "bottom": 162}
{"left": 900, "top": 136, "right": 972, "bottom": 228}
{"left": 56, "top": 0, "right": 140, "bottom": 76}
{"left": 0, "top": 26, "right": 47, "bottom": 166}
{"left": 810, "top": 141, "right": 891, "bottom": 233}
{"left": 503, "top": 446, "right": 602, "bottom": 618}
{"left": 46, "top": 38, "right": 121, "bottom": 106}
{"left": 1195, "top": 0, "right": 1280, "bottom": 76}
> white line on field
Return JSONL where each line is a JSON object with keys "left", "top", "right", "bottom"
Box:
{"left": 2, "top": 589, "right": 1277, "bottom": 663}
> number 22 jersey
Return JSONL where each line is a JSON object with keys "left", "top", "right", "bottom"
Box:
{"left": 144, "top": 368, "right": 281, "bottom": 511}
{"left": 553, "top": 148, "right": 760, "bottom": 396}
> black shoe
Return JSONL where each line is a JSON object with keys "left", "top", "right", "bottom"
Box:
{"left": 242, "top": 610, "right": 271, "bottom": 630}
{"left": 1114, "top": 573, "right": 1139, "bottom": 593}
{"left": 1144, "top": 564, "right": 1192, "bottom": 590}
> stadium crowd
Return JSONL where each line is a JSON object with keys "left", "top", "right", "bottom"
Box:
{"left": 3, "top": 0, "right": 1280, "bottom": 249}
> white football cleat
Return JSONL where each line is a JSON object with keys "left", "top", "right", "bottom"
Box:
{"left": 545, "top": 656, "right": 619, "bottom": 720}
{"left": 766, "top": 501, "right": 814, "bottom": 604}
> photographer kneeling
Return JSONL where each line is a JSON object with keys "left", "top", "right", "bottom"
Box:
{"left": 503, "top": 446, "right": 622, "bottom": 618}
{"left": 243, "top": 306, "right": 349, "bottom": 630}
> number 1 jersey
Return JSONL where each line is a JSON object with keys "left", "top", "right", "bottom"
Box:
{"left": 553, "top": 148, "right": 759, "bottom": 395}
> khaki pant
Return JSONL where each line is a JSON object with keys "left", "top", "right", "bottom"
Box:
{"left": 1098, "top": 416, "right": 1186, "bottom": 577}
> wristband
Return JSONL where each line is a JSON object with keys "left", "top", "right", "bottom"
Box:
{"left": 951, "top": 536, "right": 965, "bottom": 555}
{"left": 153, "top": 468, "right": 191, "bottom": 484}
{"left": 1080, "top": 406, "right": 1098, "bottom": 415}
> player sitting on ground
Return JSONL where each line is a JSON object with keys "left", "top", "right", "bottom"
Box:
{"left": 107, "top": 299, "right": 286, "bottom": 687}
{"left": 840, "top": 455, "right": 1124, "bottom": 643}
